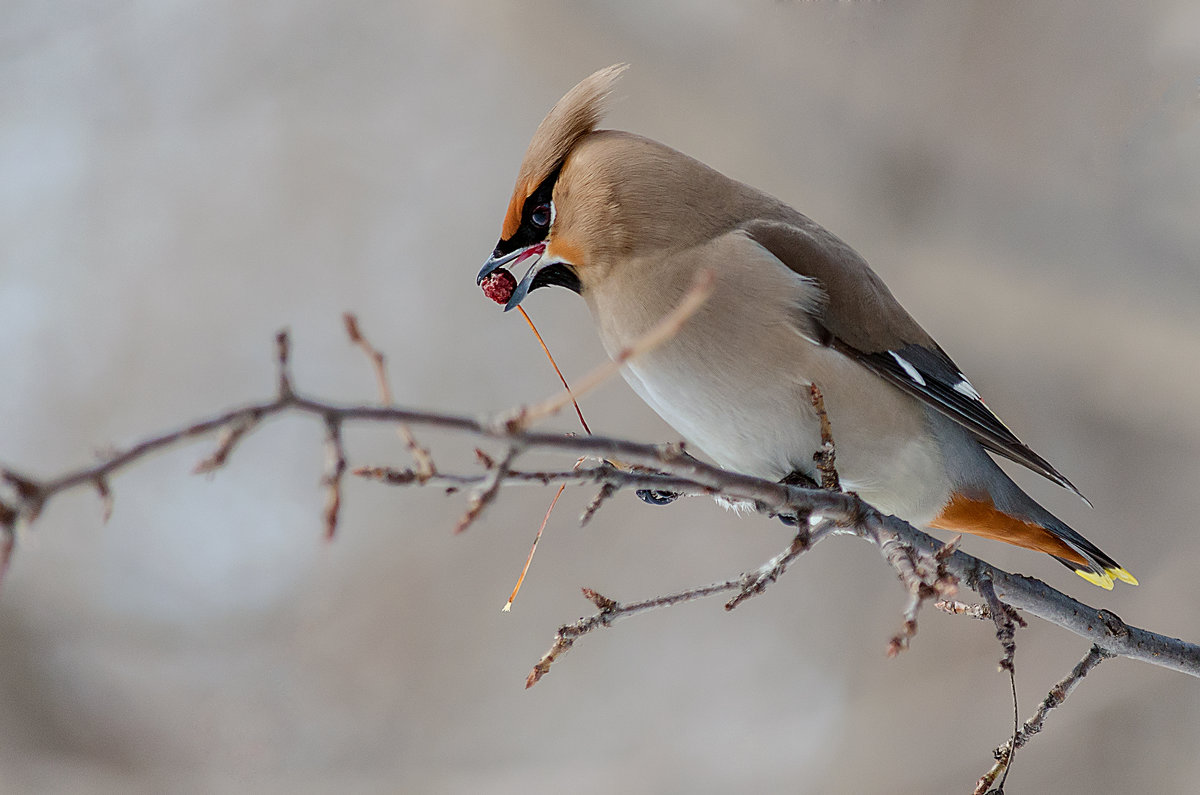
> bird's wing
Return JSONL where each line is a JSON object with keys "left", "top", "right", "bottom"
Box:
{"left": 744, "top": 219, "right": 1085, "bottom": 500}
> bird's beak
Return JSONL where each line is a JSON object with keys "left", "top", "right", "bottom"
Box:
{"left": 477, "top": 242, "right": 547, "bottom": 312}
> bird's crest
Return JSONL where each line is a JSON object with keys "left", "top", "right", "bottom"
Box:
{"left": 501, "top": 64, "right": 627, "bottom": 239}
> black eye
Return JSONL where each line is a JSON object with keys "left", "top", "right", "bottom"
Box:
{"left": 530, "top": 203, "right": 551, "bottom": 229}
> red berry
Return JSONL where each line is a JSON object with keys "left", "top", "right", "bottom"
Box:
{"left": 481, "top": 269, "right": 517, "bottom": 305}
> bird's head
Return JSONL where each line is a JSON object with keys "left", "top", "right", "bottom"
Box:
{"left": 477, "top": 64, "right": 630, "bottom": 311}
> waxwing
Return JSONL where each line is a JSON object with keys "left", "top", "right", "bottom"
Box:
{"left": 478, "top": 65, "right": 1135, "bottom": 589}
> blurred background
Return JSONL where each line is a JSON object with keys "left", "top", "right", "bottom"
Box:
{"left": 2, "top": 1, "right": 1198, "bottom": 792}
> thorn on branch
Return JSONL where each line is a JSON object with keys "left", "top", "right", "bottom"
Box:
{"left": 321, "top": 416, "right": 347, "bottom": 540}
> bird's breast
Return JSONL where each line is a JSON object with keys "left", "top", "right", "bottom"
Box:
{"left": 586, "top": 254, "right": 950, "bottom": 524}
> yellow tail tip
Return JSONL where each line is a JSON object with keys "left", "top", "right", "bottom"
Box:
{"left": 1075, "top": 569, "right": 1115, "bottom": 590}
{"left": 1074, "top": 566, "right": 1138, "bottom": 589}
{"left": 1108, "top": 567, "right": 1139, "bottom": 586}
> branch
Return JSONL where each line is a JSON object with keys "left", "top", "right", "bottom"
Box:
{"left": 1, "top": 333, "right": 1197, "bottom": 682}
{"left": 343, "top": 313, "right": 436, "bottom": 479}
{"left": 974, "top": 645, "right": 1116, "bottom": 794}
{"left": 808, "top": 384, "right": 840, "bottom": 491}
{"left": 526, "top": 519, "right": 839, "bottom": 688}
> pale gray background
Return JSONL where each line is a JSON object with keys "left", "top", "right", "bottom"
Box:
{"left": 2, "top": 1, "right": 1198, "bottom": 793}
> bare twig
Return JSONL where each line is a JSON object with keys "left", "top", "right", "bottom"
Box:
{"left": 724, "top": 520, "right": 836, "bottom": 610}
{"left": 977, "top": 573, "right": 1021, "bottom": 793}
{"left": 978, "top": 574, "right": 1021, "bottom": 674}
{"left": 275, "top": 330, "right": 293, "bottom": 398}
{"left": 974, "top": 645, "right": 1116, "bottom": 795}
{"left": 526, "top": 577, "right": 757, "bottom": 688}
{"left": 808, "top": 384, "right": 840, "bottom": 491}
{"left": 579, "top": 482, "right": 616, "bottom": 527}
{"left": 344, "top": 313, "right": 436, "bottom": 480}
{"left": 321, "top": 416, "right": 347, "bottom": 540}
{"left": 94, "top": 476, "right": 114, "bottom": 523}
{"left": 935, "top": 599, "right": 991, "bottom": 620}
{"left": 193, "top": 413, "right": 260, "bottom": 475}
{"left": 525, "top": 520, "right": 845, "bottom": 687}
{"left": 880, "top": 529, "right": 959, "bottom": 657}
{"left": 353, "top": 462, "right": 716, "bottom": 496}
{"left": 454, "top": 446, "right": 519, "bottom": 534}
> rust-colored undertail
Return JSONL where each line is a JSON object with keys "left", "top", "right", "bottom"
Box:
{"left": 928, "top": 493, "right": 1087, "bottom": 565}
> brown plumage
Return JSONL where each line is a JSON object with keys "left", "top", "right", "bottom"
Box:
{"left": 478, "top": 65, "right": 1135, "bottom": 589}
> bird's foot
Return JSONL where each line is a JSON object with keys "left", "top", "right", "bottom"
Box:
{"left": 636, "top": 488, "right": 680, "bottom": 506}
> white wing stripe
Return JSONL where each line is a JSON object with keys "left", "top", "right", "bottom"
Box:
{"left": 952, "top": 377, "right": 982, "bottom": 400}
{"left": 889, "top": 351, "right": 926, "bottom": 386}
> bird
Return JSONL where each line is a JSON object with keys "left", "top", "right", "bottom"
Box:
{"left": 476, "top": 64, "right": 1136, "bottom": 590}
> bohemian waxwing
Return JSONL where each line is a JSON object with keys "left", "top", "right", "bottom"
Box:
{"left": 477, "top": 65, "right": 1136, "bottom": 590}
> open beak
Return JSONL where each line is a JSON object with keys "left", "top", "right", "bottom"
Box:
{"left": 477, "top": 242, "right": 547, "bottom": 312}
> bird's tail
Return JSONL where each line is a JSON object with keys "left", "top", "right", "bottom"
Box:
{"left": 928, "top": 491, "right": 1136, "bottom": 590}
